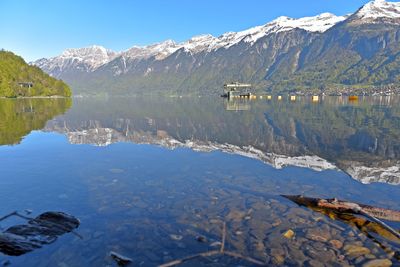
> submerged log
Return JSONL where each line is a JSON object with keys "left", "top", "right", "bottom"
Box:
{"left": 282, "top": 195, "right": 400, "bottom": 242}
{"left": 110, "top": 251, "right": 133, "bottom": 266}
{"left": 282, "top": 195, "right": 400, "bottom": 222}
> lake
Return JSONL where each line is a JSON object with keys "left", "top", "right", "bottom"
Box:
{"left": 0, "top": 96, "right": 399, "bottom": 266}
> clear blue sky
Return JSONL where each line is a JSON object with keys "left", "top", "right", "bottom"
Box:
{"left": 0, "top": 0, "right": 385, "bottom": 61}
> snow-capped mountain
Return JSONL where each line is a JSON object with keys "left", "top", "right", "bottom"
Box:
{"left": 124, "top": 12, "right": 345, "bottom": 58}
{"left": 351, "top": 0, "right": 400, "bottom": 23}
{"left": 35, "top": 45, "right": 118, "bottom": 77}
{"left": 34, "top": 13, "right": 345, "bottom": 74}
{"left": 124, "top": 40, "right": 181, "bottom": 61}
{"left": 34, "top": 0, "right": 400, "bottom": 95}
{"left": 211, "top": 13, "right": 346, "bottom": 49}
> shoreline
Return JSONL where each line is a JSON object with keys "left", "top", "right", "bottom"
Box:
{"left": 0, "top": 95, "right": 71, "bottom": 99}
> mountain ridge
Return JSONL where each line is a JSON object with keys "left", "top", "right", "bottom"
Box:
{"left": 35, "top": 13, "right": 347, "bottom": 73}
{"left": 34, "top": 0, "right": 400, "bottom": 95}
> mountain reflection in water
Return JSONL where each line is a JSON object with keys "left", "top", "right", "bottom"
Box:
{"left": 43, "top": 96, "right": 400, "bottom": 185}
{"left": 1, "top": 96, "right": 400, "bottom": 266}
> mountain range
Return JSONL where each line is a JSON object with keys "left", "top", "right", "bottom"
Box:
{"left": 34, "top": 0, "right": 400, "bottom": 95}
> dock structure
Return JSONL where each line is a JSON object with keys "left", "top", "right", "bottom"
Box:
{"left": 222, "top": 82, "right": 252, "bottom": 98}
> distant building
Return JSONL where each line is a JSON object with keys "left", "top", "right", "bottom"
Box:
{"left": 223, "top": 82, "right": 252, "bottom": 90}
{"left": 18, "top": 82, "right": 34, "bottom": 88}
{"left": 222, "top": 82, "right": 252, "bottom": 98}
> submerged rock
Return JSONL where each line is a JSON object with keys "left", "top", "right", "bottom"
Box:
{"left": 196, "top": 235, "right": 207, "bottom": 243}
{"left": 0, "top": 211, "right": 80, "bottom": 256}
{"left": 1, "top": 260, "right": 10, "bottom": 266}
{"left": 169, "top": 234, "right": 183, "bottom": 241}
{"left": 329, "top": 239, "right": 343, "bottom": 249}
{"left": 283, "top": 229, "right": 295, "bottom": 239}
{"left": 305, "top": 228, "right": 331, "bottom": 242}
{"left": 362, "top": 259, "right": 392, "bottom": 267}
{"left": 344, "top": 244, "right": 371, "bottom": 257}
{"left": 110, "top": 251, "right": 132, "bottom": 266}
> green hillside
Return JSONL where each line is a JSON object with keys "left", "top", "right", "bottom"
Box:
{"left": 0, "top": 50, "right": 71, "bottom": 97}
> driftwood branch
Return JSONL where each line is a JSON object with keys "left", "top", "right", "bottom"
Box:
{"left": 0, "top": 211, "right": 18, "bottom": 222}
{"left": 360, "top": 210, "right": 400, "bottom": 240}
{"left": 317, "top": 198, "right": 400, "bottom": 222}
{"left": 0, "top": 211, "right": 33, "bottom": 222}
{"left": 224, "top": 251, "right": 265, "bottom": 265}
{"left": 159, "top": 250, "right": 220, "bottom": 267}
{"left": 356, "top": 204, "right": 400, "bottom": 222}
{"left": 282, "top": 195, "right": 400, "bottom": 222}
{"left": 282, "top": 195, "right": 400, "bottom": 243}
{"left": 220, "top": 221, "right": 226, "bottom": 253}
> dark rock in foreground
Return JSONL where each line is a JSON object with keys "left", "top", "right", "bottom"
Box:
{"left": 0, "top": 211, "right": 80, "bottom": 256}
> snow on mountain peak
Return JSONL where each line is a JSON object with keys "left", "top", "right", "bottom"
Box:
{"left": 36, "top": 1, "right": 399, "bottom": 73}
{"left": 33, "top": 45, "right": 119, "bottom": 75}
{"left": 354, "top": 0, "right": 400, "bottom": 21}
{"left": 188, "top": 34, "right": 214, "bottom": 41}
{"left": 59, "top": 45, "right": 118, "bottom": 70}
{"left": 181, "top": 34, "right": 218, "bottom": 53}
{"left": 122, "top": 13, "right": 346, "bottom": 60}
{"left": 125, "top": 39, "right": 182, "bottom": 60}
{"left": 215, "top": 13, "right": 346, "bottom": 48}
{"left": 62, "top": 45, "right": 114, "bottom": 58}
{"left": 268, "top": 13, "right": 346, "bottom": 33}
{"left": 34, "top": 10, "right": 347, "bottom": 71}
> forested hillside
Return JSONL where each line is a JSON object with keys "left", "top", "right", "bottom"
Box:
{"left": 0, "top": 50, "right": 71, "bottom": 97}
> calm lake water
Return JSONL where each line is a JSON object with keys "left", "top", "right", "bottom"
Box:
{"left": 0, "top": 96, "right": 399, "bottom": 266}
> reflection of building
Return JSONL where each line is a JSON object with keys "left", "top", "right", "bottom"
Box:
{"left": 224, "top": 99, "right": 251, "bottom": 111}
